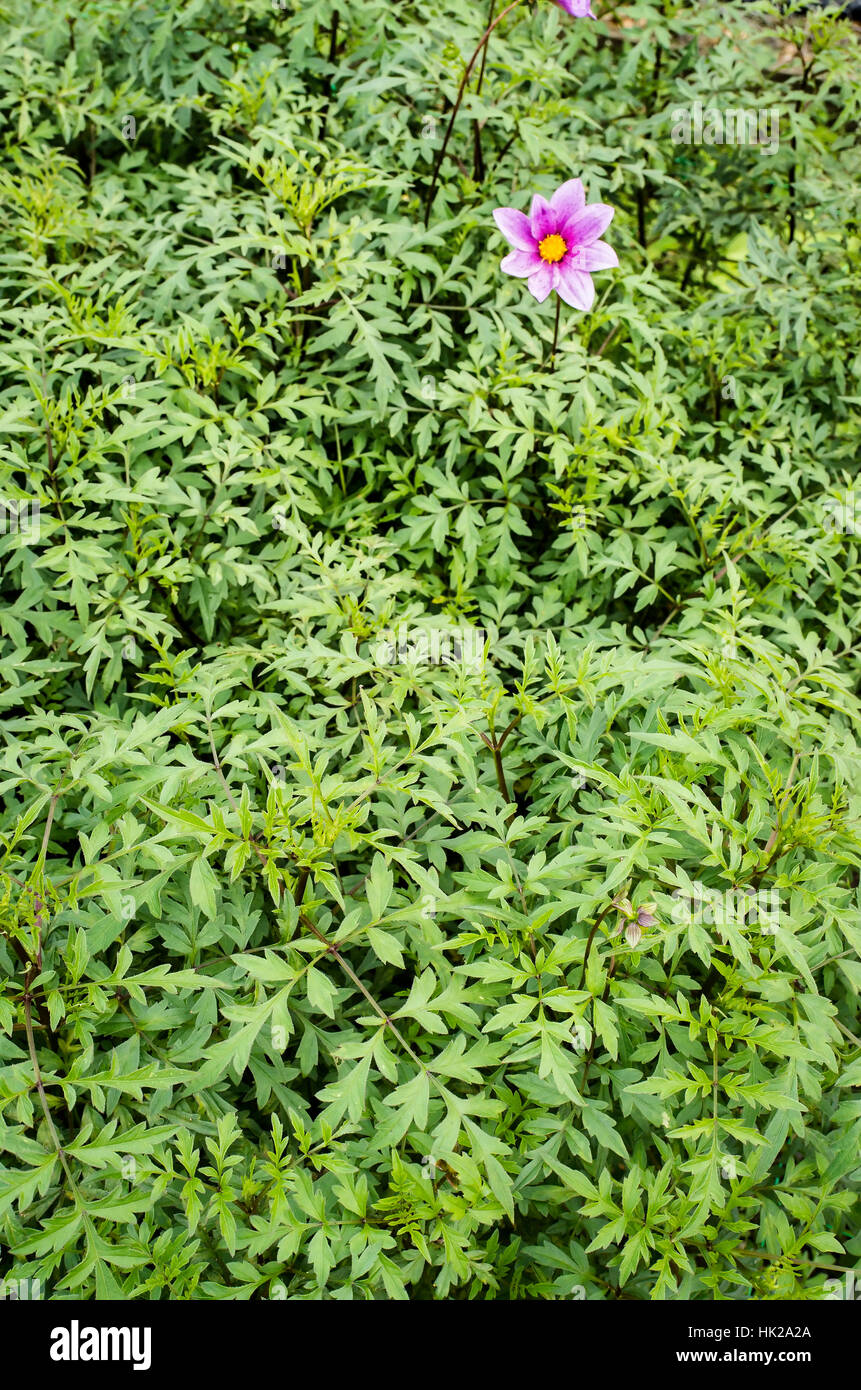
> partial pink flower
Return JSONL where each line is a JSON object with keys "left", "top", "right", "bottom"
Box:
{"left": 625, "top": 919, "right": 642, "bottom": 949}
{"left": 554, "top": 0, "right": 597, "bottom": 16}
{"left": 493, "top": 179, "right": 617, "bottom": 310}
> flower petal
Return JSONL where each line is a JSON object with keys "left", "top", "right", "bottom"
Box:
{"left": 555, "top": 266, "right": 595, "bottom": 310}
{"left": 501, "top": 249, "right": 542, "bottom": 278}
{"left": 565, "top": 202, "right": 615, "bottom": 246}
{"left": 578, "top": 239, "right": 619, "bottom": 271}
{"left": 527, "top": 263, "right": 554, "bottom": 302}
{"left": 529, "top": 194, "right": 556, "bottom": 241}
{"left": 550, "top": 178, "right": 586, "bottom": 225}
{"left": 492, "top": 207, "right": 535, "bottom": 251}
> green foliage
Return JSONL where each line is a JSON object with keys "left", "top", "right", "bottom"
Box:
{"left": 0, "top": 0, "right": 859, "bottom": 1300}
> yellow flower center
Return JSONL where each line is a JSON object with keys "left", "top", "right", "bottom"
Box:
{"left": 538, "top": 233, "right": 567, "bottom": 263}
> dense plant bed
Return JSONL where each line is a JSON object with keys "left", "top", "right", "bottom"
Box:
{"left": 0, "top": 0, "right": 859, "bottom": 1300}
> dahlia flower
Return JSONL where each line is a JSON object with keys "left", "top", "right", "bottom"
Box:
{"left": 493, "top": 179, "right": 617, "bottom": 310}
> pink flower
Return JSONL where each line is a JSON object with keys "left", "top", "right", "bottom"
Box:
{"left": 554, "top": 0, "right": 597, "bottom": 15}
{"left": 493, "top": 179, "right": 617, "bottom": 310}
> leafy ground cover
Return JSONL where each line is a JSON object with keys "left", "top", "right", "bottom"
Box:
{"left": 0, "top": 0, "right": 859, "bottom": 1300}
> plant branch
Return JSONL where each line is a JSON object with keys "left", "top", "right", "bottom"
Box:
{"left": 422, "top": 0, "right": 524, "bottom": 225}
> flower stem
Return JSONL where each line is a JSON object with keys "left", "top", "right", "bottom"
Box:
{"left": 472, "top": 0, "right": 496, "bottom": 181}
{"left": 475, "top": 0, "right": 496, "bottom": 99}
{"left": 549, "top": 294, "right": 562, "bottom": 365}
{"left": 422, "top": 0, "right": 524, "bottom": 226}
